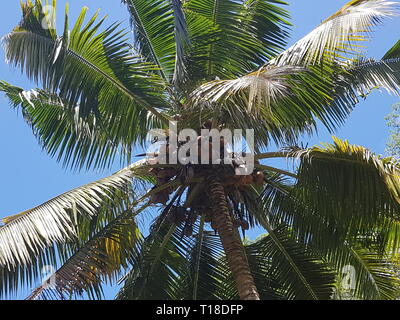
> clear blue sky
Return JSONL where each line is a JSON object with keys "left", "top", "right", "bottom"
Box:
{"left": 1, "top": 0, "right": 400, "bottom": 300}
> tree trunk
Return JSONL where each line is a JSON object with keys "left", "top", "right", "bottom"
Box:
{"left": 208, "top": 177, "right": 260, "bottom": 300}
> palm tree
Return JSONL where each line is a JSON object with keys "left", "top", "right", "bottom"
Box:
{"left": 2, "top": 0, "right": 400, "bottom": 300}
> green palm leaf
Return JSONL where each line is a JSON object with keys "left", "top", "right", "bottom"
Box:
{"left": 184, "top": 220, "right": 232, "bottom": 300}
{"left": 0, "top": 81, "right": 130, "bottom": 170}
{"left": 117, "top": 220, "right": 189, "bottom": 300}
{"left": 3, "top": 1, "right": 169, "bottom": 146}
{"left": 0, "top": 160, "right": 149, "bottom": 291}
{"left": 245, "top": 226, "right": 336, "bottom": 300}
{"left": 123, "top": 0, "right": 189, "bottom": 84}
{"left": 383, "top": 39, "right": 400, "bottom": 59}
{"left": 26, "top": 210, "right": 142, "bottom": 300}
{"left": 291, "top": 137, "right": 400, "bottom": 229}
{"left": 326, "top": 242, "right": 400, "bottom": 300}
{"left": 239, "top": 0, "right": 290, "bottom": 64}
{"left": 184, "top": 0, "right": 290, "bottom": 81}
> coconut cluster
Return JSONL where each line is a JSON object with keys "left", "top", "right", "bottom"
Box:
{"left": 144, "top": 119, "right": 265, "bottom": 236}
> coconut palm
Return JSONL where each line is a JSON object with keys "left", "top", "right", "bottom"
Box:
{"left": 2, "top": 0, "right": 400, "bottom": 300}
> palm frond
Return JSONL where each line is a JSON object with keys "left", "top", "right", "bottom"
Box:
{"left": 0, "top": 81, "right": 134, "bottom": 170}
{"left": 186, "top": 63, "right": 348, "bottom": 148}
{"left": 188, "top": 55, "right": 400, "bottom": 150}
{"left": 26, "top": 210, "right": 142, "bottom": 300}
{"left": 326, "top": 242, "right": 400, "bottom": 300}
{"left": 3, "top": 1, "right": 169, "bottom": 155}
{"left": 0, "top": 160, "right": 149, "bottom": 274}
{"left": 270, "top": 0, "right": 398, "bottom": 66}
{"left": 250, "top": 178, "right": 400, "bottom": 300}
{"left": 116, "top": 220, "right": 190, "bottom": 300}
{"left": 290, "top": 137, "right": 400, "bottom": 230}
{"left": 246, "top": 226, "right": 336, "bottom": 300}
{"left": 247, "top": 204, "right": 335, "bottom": 300}
{"left": 123, "top": 0, "right": 189, "bottom": 83}
{"left": 253, "top": 143, "right": 400, "bottom": 299}
{"left": 334, "top": 58, "right": 400, "bottom": 104}
{"left": 239, "top": 0, "right": 290, "bottom": 64}
{"left": 383, "top": 39, "right": 400, "bottom": 59}
{"left": 183, "top": 220, "right": 231, "bottom": 300}
{"left": 172, "top": 0, "right": 190, "bottom": 86}
{"left": 260, "top": 166, "right": 400, "bottom": 296}
{"left": 0, "top": 159, "right": 153, "bottom": 298}
{"left": 183, "top": 0, "right": 290, "bottom": 82}
{"left": 189, "top": 65, "right": 305, "bottom": 112}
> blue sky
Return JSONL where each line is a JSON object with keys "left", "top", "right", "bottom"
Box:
{"left": 0, "top": 0, "right": 400, "bottom": 300}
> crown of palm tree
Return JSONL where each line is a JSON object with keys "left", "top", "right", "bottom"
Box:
{"left": 2, "top": 0, "right": 400, "bottom": 300}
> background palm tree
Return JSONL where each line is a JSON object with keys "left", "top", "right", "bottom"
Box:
{"left": 2, "top": 0, "right": 400, "bottom": 300}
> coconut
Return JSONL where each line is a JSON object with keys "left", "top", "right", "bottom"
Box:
{"left": 241, "top": 220, "right": 250, "bottom": 230}
{"left": 202, "top": 119, "right": 213, "bottom": 130}
{"left": 254, "top": 171, "right": 265, "bottom": 186}
{"left": 245, "top": 175, "right": 254, "bottom": 185}
{"left": 233, "top": 219, "right": 242, "bottom": 228}
{"left": 149, "top": 192, "right": 169, "bottom": 205}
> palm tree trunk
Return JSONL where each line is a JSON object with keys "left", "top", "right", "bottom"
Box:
{"left": 208, "top": 177, "right": 260, "bottom": 300}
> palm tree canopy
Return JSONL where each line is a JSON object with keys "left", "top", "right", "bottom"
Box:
{"left": 1, "top": 0, "right": 400, "bottom": 300}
